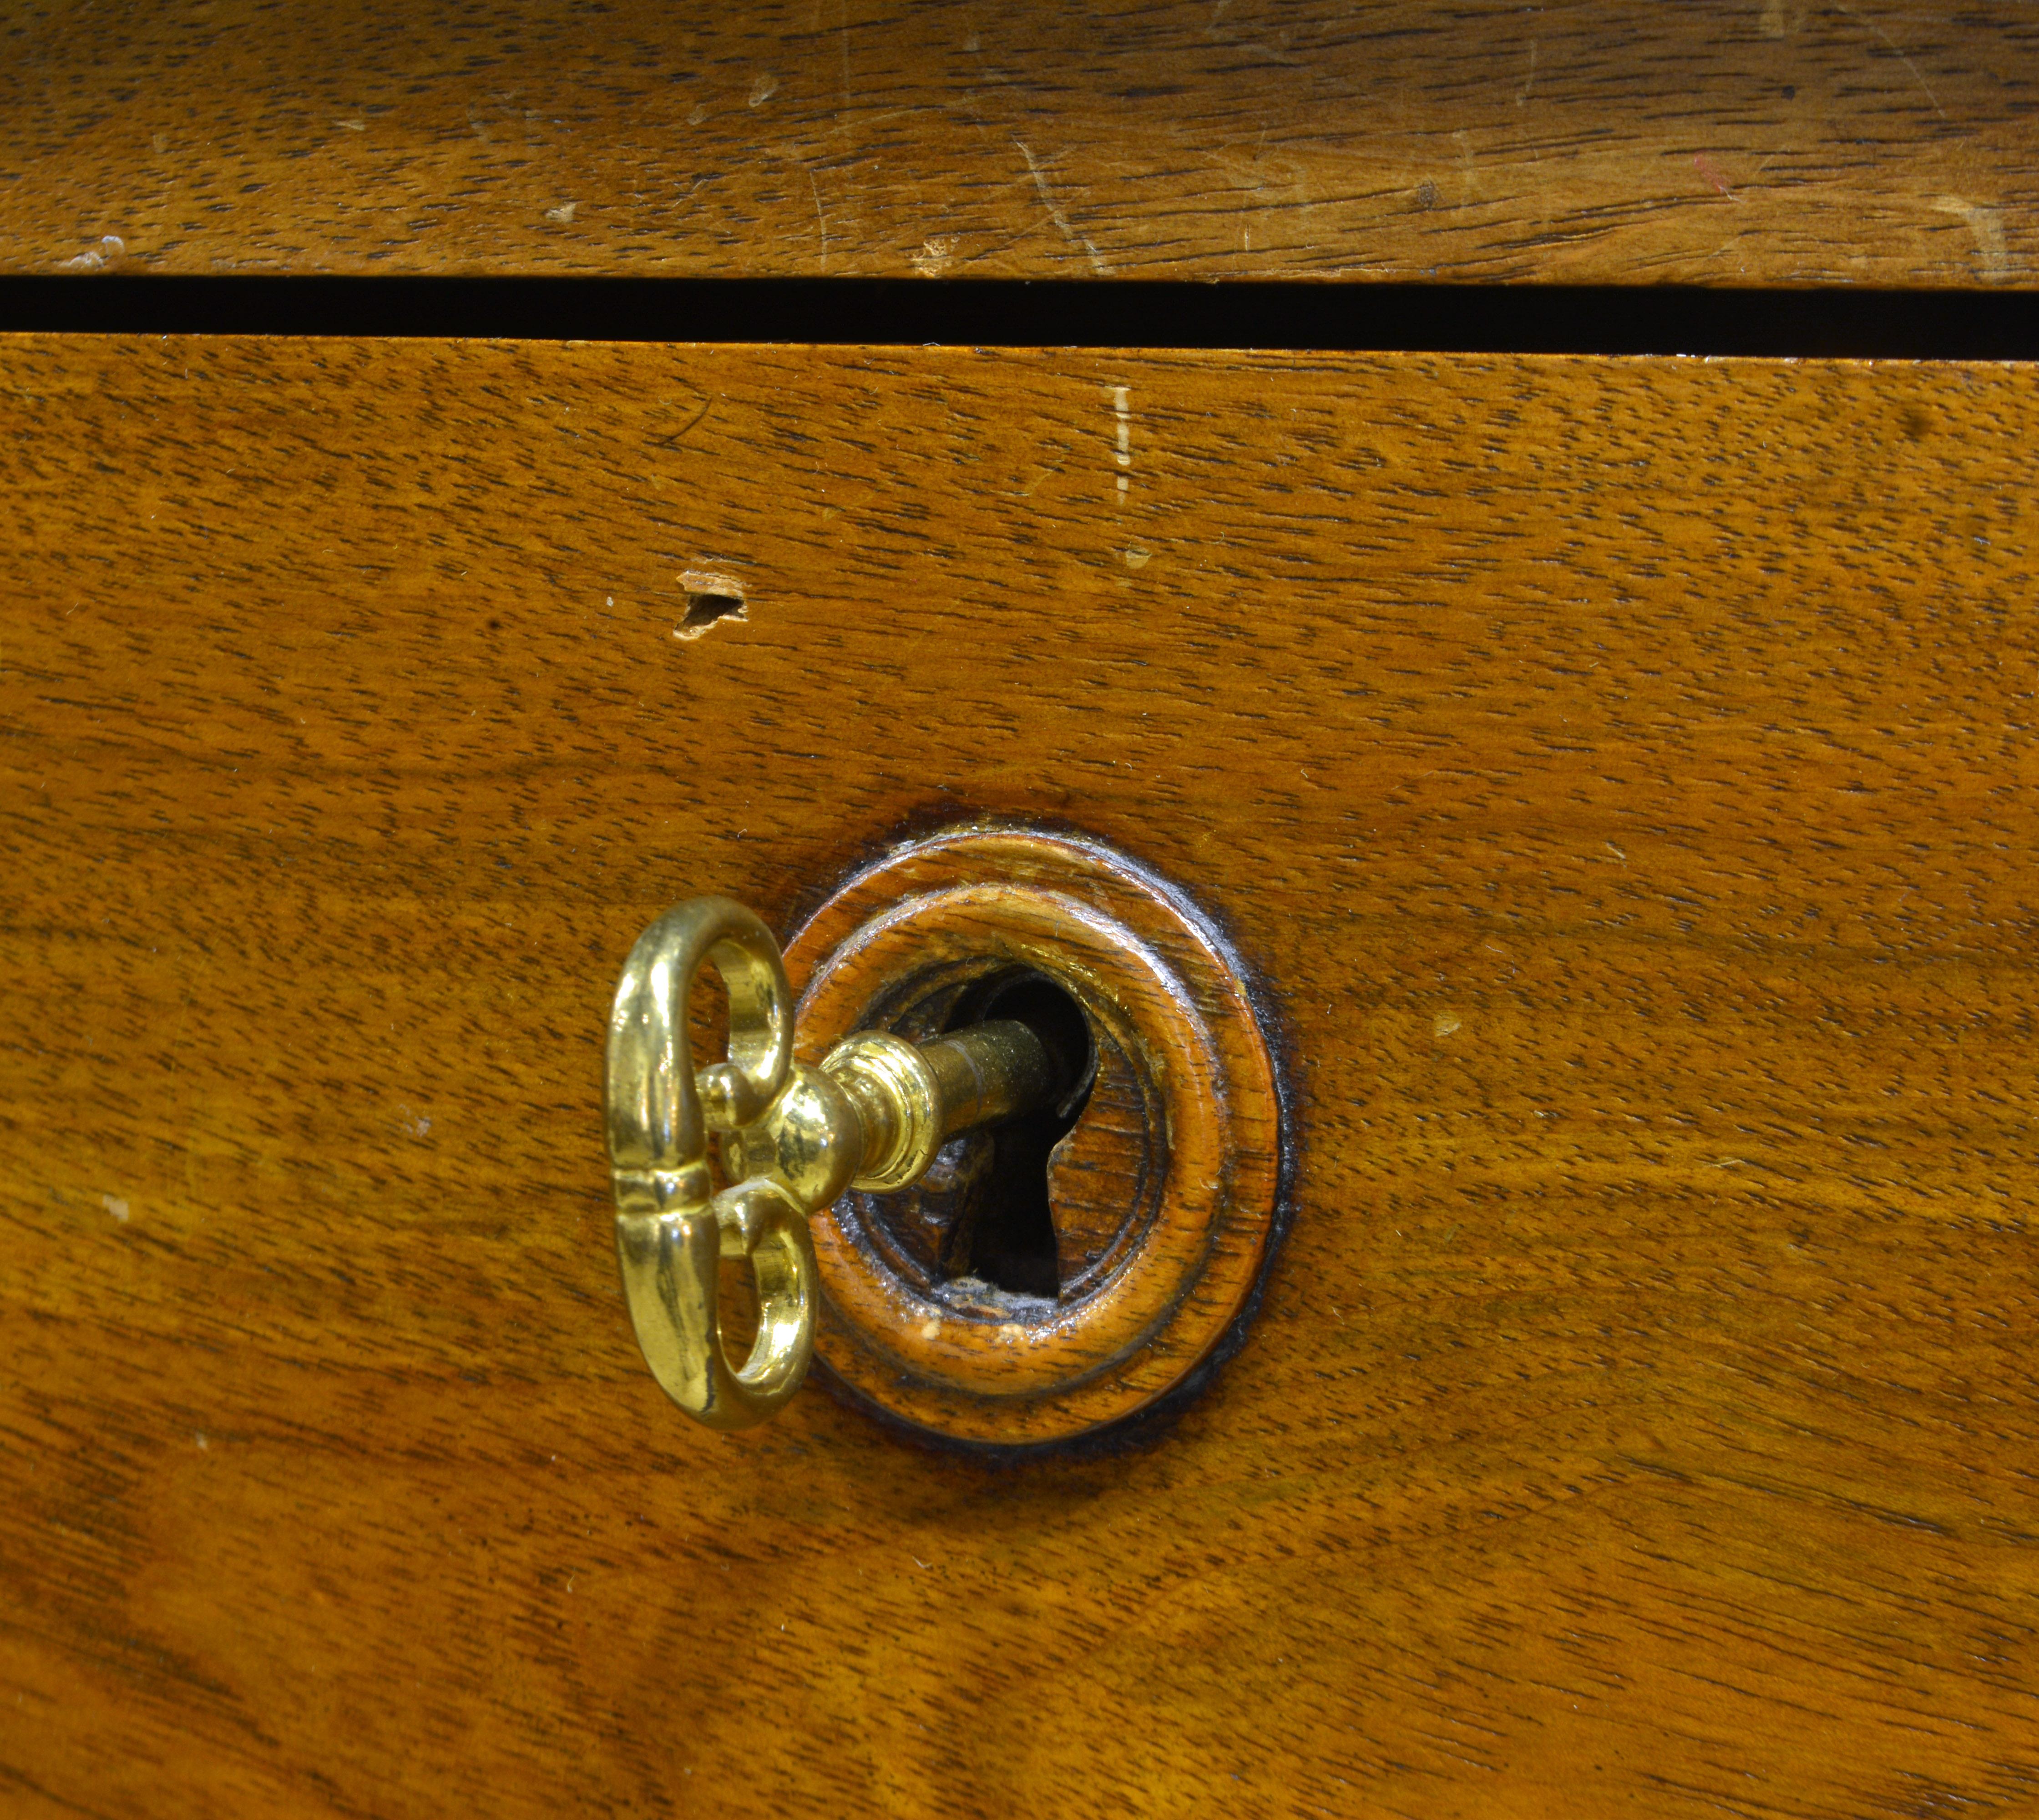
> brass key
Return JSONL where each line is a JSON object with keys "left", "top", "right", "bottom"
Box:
{"left": 604, "top": 896, "right": 1068, "bottom": 1430}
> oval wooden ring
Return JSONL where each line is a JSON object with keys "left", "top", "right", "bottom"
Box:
{"left": 781, "top": 826, "right": 1283, "bottom": 1449}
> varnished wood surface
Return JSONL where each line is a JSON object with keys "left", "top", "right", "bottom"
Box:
{"left": 5, "top": 337, "right": 2039, "bottom": 1816}
{"left": 4, "top": 2, "right": 2039, "bottom": 287}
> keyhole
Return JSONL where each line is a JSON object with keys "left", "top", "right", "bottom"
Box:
{"left": 943, "top": 971, "right": 1095, "bottom": 1299}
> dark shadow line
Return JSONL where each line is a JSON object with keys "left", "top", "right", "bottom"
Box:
{"left": 0, "top": 278, "right": 2034, "bottom": 358}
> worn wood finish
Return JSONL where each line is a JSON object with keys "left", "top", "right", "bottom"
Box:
{"left": 4, "top": 2, "right": 2039, "bottom": 287}
{"left": 5, "top": 337, "right": 2039, "bottom": 1816}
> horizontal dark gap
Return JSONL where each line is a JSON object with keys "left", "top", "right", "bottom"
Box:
{"left": 0, "top": 277, "right": 2033, "bottom": 358}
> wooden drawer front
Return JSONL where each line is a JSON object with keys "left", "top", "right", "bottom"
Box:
{"left": 4, "top": 339, "right": 2036, "bottom": 1817}
{"left": 5, "top": 2, "right": 2037, "bottom": 287}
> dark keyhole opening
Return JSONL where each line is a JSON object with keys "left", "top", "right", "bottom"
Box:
{"left": 945, "top": 972, "right": 1095, "bottom": 1299}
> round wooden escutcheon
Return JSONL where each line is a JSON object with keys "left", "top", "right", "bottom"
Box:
{"left": 780, "top": 825, "right": 1283, "bottom": 1449}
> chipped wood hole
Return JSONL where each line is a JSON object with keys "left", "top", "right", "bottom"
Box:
{"left": 674, "top": 570, "right": 748, "bottom": 640}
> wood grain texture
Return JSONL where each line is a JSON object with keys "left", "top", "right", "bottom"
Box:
{"left": 4, "top": 336, "right": 2039, "bottom": 1817}
{"left": 4, "top": 1, "right": 2039, "bottom": 286}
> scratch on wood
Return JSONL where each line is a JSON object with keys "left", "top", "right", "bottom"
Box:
{"left": 1016, "top": 140, "right": 1109, "bottom": 275}
{"left": 1693, "top": 155, "right": 1741, "bottom": 202}
{"left": 809, "top": 168, "right": 828, "bottom": 271}
{"left": 1933, "top": 195, "right": 2008, "bottom": 282}
{"left": 1454, "top": 130, "right": 1482, "bottom": 207}
{"left": 1110, "top": 384, "right": 1131, "bottom": 500}
{"left": 1836, "top": 4, "right": 1947, "bottom": 119}
{"left": 839, "top": 0, "right": 851, "bottom": 119}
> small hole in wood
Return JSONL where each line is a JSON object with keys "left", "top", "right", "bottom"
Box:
{"left": 676, "top": 590, "right": 747, "bottom": 639}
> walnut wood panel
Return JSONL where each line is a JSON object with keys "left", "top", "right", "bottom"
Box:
{"left": 4, "top": 338, "right": 2038, "bottom": 1817}
{"left": 4, "top": 2, "right": 2039, "bottom": 286}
